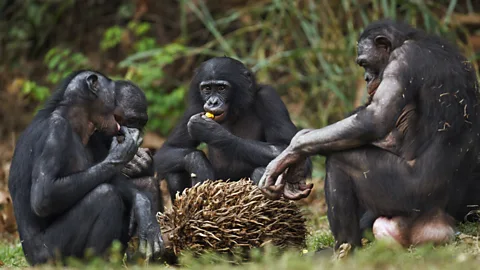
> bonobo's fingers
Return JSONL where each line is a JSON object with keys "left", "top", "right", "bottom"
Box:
{"left": 187, "top": 112, "right": 223, "bottom": 143}
{"left": 260, "top": 172, "right": 285, "bottom": 199}
{"left": 187, "top": 113, "right": 204, "bottom": 139}
{"left": 284, "top": 183, "right": 312, "bottom": 200}
{"left": 281, "top": 160, "right": 313, "bottom": 200}
{"left": 105, "top": 126, "right": 140, "bottom": 165}
{"left": 122, "top": 148, "right": 153, "bottom": 178}
{"left": 259, "top": 148, "right": 301, "bottom": 195}
{"left": 126, "top": 127, "right": 142, "bottom": 147}
{"left": 262, "top": 185, "right": 284, "bottom": 200}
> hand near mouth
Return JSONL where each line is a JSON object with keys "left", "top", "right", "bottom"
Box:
{"left": 187, "top": 112, "right": 230, "bottom": 143}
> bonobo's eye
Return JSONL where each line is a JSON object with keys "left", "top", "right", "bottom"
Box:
{"left": 201, "top": 85, "right": 211, "bottom": 93}
{"left": 218, "top": 85, "right": 226, "bottom": 91}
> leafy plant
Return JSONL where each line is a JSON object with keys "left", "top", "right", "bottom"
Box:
{"left": 44, "top": 48, "right": 90, "bottom": 84}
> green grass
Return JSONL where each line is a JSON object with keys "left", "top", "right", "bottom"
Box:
{"left": 0, "top": 240, "right": 28, "bottom": 267}
{"left": 1, "top": 215, "right": 478, "bottom": 269}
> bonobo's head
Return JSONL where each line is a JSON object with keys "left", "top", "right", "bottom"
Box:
{"left": 113, "top": 80, "right": 149, "bottom": 131}
{"left": 356, "top": 19, "right": 417, "bottom": 96}
{"left": 64, "top": 70, "right": 119, "bottom": 136}
{"left": 189, "top": 57, "right": 257, "bottom": 122}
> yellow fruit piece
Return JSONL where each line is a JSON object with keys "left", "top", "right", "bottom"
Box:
{"left": 205, "top": 112, "right": 215, "bottom": 119}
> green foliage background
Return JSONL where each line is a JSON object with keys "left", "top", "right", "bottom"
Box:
{"left": 1, "top": 0, "right": 478, "bottom": 134}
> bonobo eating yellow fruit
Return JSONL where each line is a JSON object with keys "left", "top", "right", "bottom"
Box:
{"left": 205, "top": 112, "right": 215, "bottom": 119}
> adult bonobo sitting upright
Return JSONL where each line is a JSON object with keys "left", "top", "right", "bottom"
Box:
{"left": 259, "top": 20, "right": 480, "bottom": 252}
{"left": 9, "top": 71, "right": 163, "bottom": 265}
{"left": 88, "top": 80, "right": 162, "bottom": 213}
{"left": 154, "top": 57, "right": 312, "bottom": 199}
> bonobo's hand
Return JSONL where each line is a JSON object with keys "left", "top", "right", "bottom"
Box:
{"left": 187, "top": 113, "right": 226, "bottom": 143}
{"left": 122, "top": 148, "right": 153, "bottom": 178}
{"left": 282, "top": 160, "right": 313, "bottom": 200}
{"left": 258, "top": 132, "right": 313, "bottom": 200}
{"left": 105, "top": 126, "right": 142, "bottom": 166}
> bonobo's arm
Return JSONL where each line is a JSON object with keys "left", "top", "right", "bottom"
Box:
{"left": 30, "top": 120, "right": 139, "bottom": 217}
{"left": 259, "top": 59, "right": 406, "bottom": 197}
{"left": 187, "top": 86, "right": 298, "bottom": 167}
{"left": 292, "top": 63, "right": 404, "bottom": 156}
{"left": 89, "top": 132, "right": 154, "bottom": 178}
{"left": 154, "top": 107, "right": 203, "bottom": 175}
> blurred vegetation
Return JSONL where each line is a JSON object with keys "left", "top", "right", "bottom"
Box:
{"left": 1, "top": 0, "right": 478, "bottom": 179}
{"left": 1, "top": 0, "right": 479, "bottom": 137}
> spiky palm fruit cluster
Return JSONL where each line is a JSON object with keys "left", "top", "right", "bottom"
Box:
{"left": 157, "top": 179, "right": 307, "bottom": 256}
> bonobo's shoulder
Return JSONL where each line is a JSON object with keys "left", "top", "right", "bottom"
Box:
{"left": 256, "top": 84, "right": 280, "bottom": 97}
{"left": 45, "top": 114, "right": 72, "bottom": 139}
{"left": 390, "top": 40, "right": 416, "bottom": 60}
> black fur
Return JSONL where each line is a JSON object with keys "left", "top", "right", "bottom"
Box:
{"left": 154, "top": 57, "right": 312, "bottom": 199}
{"left": 8, "top": 72, "right": 163, "bottom": 265}
{"left": 287, "top": 19, "right": 480, "bottom": 251}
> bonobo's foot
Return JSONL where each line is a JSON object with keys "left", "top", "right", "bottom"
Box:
{"left": 464, "top": 209, "right": 480, "bottom": 223}
{"left": 333, "top": 243, "right": 352, "bottom": 260}
{"left": 138, "top": 223, "right": 165, "bottom": 262}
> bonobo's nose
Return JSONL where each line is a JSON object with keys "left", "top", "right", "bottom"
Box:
{"left": 207, "top": 96, "right": 220, "bottom": 107}
{"left": 204, "top": 96, "right": 225, "bottom": 114}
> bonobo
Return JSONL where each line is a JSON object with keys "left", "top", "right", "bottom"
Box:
{"left": 154, "top": 57, "right": 312, "bottom": 200}
{"left": 8, "top": 71, "right": 163, "bottom": 265}
{"left": 88, "top": 80, "right": 162, "bottom": 213}
{"left": 259, "top": 20, "right": 480, "bottom": 251}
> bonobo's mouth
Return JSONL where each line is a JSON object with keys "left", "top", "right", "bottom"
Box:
{"left": 367, "top": 77, "right": 381, "bottom": 96}
{"left": 206, "top": 111, "right": 227, "bottom": 122}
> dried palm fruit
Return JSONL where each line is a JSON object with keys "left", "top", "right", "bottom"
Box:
{"left": 157, "top": 179, "right": 307, "bottom": 256}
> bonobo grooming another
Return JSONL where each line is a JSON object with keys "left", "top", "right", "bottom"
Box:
{"left": 8, "top": 71, "right": 163, "bottom": 265}
{"left": 154, "top": 57, "right": 312, "bottom": 199}
{"left": 259, "top": 20, "right": 480, "bottom": 251}
{"left": 88, "top": 80, "right": 162, "bottom": 213}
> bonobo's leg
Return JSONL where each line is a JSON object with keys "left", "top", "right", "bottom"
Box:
{"left": 165, "top": 172, "right": 191, "bottom": 201}
{"left": 26, "top": 184, "right": 129, "bottom": 265}
{"left": 131, "top": 176, "right": 163, "bottom": 213}
{"left": 184, "top": 151, "right": 215, "bottom": 186}
{"left": 324, "top": 157, "right": 362, "bottom": 249}
{"left": 324, "top": 146, "right": 450, "bottom": 250}
{"left": 251, "top": 167, "right": 266, "bottom": 185}
{"left": 165, "top": 151, "right": 214, "bottom": 201}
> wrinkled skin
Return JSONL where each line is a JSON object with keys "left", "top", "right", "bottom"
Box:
{"left": 259, "top": 20, "right": 480, "bottom": 252}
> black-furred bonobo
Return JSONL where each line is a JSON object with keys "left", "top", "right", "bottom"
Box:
{"left": 259, "top": 20, "right": 480, "bottom": 251}
{"left": 88, "top": 80, "right": 162, "bottom": 213}
{"left": 8, "top": 71, "right": 163, "bottom": 265}
{"left": 154, "top": 57, "right": 312, "bottom": 200}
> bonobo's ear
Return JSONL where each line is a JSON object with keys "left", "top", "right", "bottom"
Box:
{"left": 86, "top": 74, "right": 99, "bottom": 96}
{"left": 243, "top": 70, "right": 252, "bottom": 79}
{"left": 374, "top": 35, "right": 391, "bottom": 51}
{"left": 243, "top": 70, "right": 255, "bottom": 90}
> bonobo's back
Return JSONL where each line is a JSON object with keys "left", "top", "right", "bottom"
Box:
{"left": 8, "top": 83, "right": 70, "bottom": 238}
{"left": 9, "top": 116, "right": 52, "bottom": 237}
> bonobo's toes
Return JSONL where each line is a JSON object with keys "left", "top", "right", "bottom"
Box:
{"left": 333, "top": 243, "right": 352, "bottom": 260}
